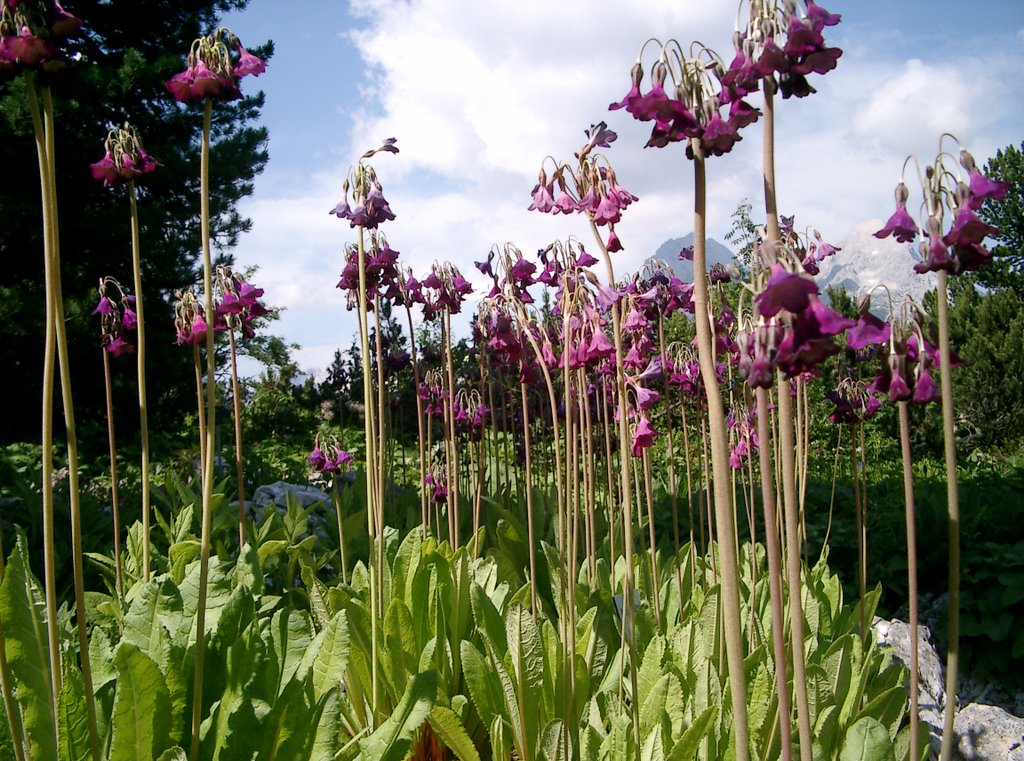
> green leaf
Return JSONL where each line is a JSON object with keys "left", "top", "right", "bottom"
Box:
{"left": 637, "top": 635, "right": 666, "bottom": 708}
{"left": 429, "top": 704, "right": 482, "bottom": 761}
{"left": 0, "top": 533, "right": 57, "bottom": 761}
{"left": 108, "top": 642, "right": 173, "bottom": 761}
{"left": 665, "top": 704, "right": 717, "bottom": 761}
{"left": 358, "top": 670, "right": 436, "bottom": 761}
{"left": 461, "top": 640, "right": 502, "bottom": 726}
{"left": 304, "top": 609, "right": 350, "bottom": 703}
{"left": 540, "top": 719, "right": 569, "bottom": 761}
{"left": 839, "top": 716, "right": 896, "bottom": 761}
{"left": 309, "top": 689, "right": 342, "bottom": 761}
{"left": 57, "top": 661, "right": 92, "bottom": 761}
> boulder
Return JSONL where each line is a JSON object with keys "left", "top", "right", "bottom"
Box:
{"left": 250, "top": 480, "right": 332, "bottom": 511}
{"left": 873, "top": 615, "right": 1024, "bottom": 760}
{"left": 955, "top": 703, "right": 1024, "bottom": 761}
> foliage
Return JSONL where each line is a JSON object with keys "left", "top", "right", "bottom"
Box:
{"left": 0, "top": 0, "right": 270, "bottom": 449}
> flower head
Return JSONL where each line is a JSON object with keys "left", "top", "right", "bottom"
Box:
{"left": 166, "top": 28, "right": 264, "bottom": 104}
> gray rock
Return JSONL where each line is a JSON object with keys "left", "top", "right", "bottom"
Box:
{"left": 873, "top": 615, "right": 1024, "bottom": 760}
{"left": 250, "top": 481, "right": 332, "bottom": 511}
{"left": 955, "top": 703, "right": 1024, "bottom": 761}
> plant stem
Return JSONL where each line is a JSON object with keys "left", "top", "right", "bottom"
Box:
{"left": 755, "top": 387, "right": 793, "bottom": 761}
{"left": 332, "top": 478, "right": 348, "bottom": 585}
{"left": 404, "top": 304, "right": 428, "bottom": 535}
{"left": 102, "top": 349, "right": 124, "bottom": 598}
{"left": 127, "top": 180, "right": 152, "bottom": 582}
{"left": 228, "top": 329, "right": 246, "bottom": 547}
{"left": 690, "top": 140, "right": 750, "bottom": 761}
{"left": 898, "top": 401, "right": 921, "bottom": 761}
{"left": 25, "top": 72, "right": 61, "bottom": 730}
{"left": 936, "top": 269, "right": 960, "bottom": 761}
{"left": 190, "top": 98, "right": 216, "bottom": 761}
{"left": 591, "top": 222, "right": 641, "bottom": 743}
{"left": 520, "top": 381, "right": 539, "bottom": 619}
{"left": 355, "top": 226, "right": 380, "bottom": 719}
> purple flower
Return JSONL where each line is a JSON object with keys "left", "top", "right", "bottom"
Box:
{"left": 754, "top": 263, "right": 818, "bottom": 318}
{"left": 630, "top": 413, "right": 657, "bottom": 457}
{"left": 233, "top": 46, "right": 266, "bottom": 78}
{"left": 874, "top": 182, "right": 919, "bottom": 243}
{"left": 847, "top": 311, "right": 890, "bottom": 350}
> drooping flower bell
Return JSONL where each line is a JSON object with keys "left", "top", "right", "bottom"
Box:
{"left": 166, "top": 28, "right": 265, "bottom": 104}
{"left": 308, "top": 434, "right": 354, "bottom": 477}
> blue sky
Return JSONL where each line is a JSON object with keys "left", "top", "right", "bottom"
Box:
{"left": 220, "top": 0, "right": 1024, "bottom": 379}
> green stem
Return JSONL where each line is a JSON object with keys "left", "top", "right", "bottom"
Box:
{"left": 228, "top": 329, "right": 246, "bottom": 547}
{"left": 690, "top": 141, "right": 750, "bottom": 761}
{"left": 102, "top": 349, "right": 124, "bottom": 599}
{"left": 355, "top": 227, "right": 380, "bottom": 719}
{"left": 191, "top": 98, "right": 216, "bottom": 761}
{"left": 936, "top": 270, "right": 960, "bottom": 761}
{"left": 520, "top": 382, "right": 539, "bottom": 619}
{"left": 25, "top": 73, "right": 62, "bottom": 728}
{"left": 127, "top": 181, "right": 152, "bottom": 582}
{"left": 332, "top": 478, "right": 348, "bottom": 585}
{"left": 756, "top": 388, "right": 793, "bottom": 761}
{"left": 898, "top": 401, "right": 921, "bottom": 761}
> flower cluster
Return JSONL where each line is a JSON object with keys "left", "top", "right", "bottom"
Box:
{"left": 329, "top": 140, "right": 399, "bottom": 230}
{"left": 846, "top": 301, "right": 953, "bottom": 405}
{"left": 93, "top": 277, "right": 136, "bottom": 357}
{"left": 527, "top": 124, "right": 638, "bottom": 252}
{"left": 336, "top": 233, "right": 401, "bottom": 309}
{"left": 0, "top": 0, "right": 81, "bottom": 71}
{"left": 724, "top": 0, "right": 842, "bottom": 101}
{"left": 308, "top": 435, "right": 354, "bottom": 476}
{"left": 738, "top": 240, "right": 854, "bottom": 388}
{"left": 215, "top": 266, "right": 269, "bottom": 339}
{"left": 90, "top": 123, "right": 159, "bottom": 187}
{"left": 610, "top": 41, "right": 759, "bottom": 156}
{"left": 173, "top": 287, "right": 217, "bottom": 346}
{"left": 875, "top": 143, "right": 1010, "bottom": 274}
{"left": 166, "top": 28, "right": 265, "bottom": 104}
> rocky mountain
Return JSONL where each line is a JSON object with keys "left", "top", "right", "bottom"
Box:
{"left": 816, "top": 219, "right": 937, "bottom": 312}
{"left": 647, "top": 233, "right": 736, "bottom": 281}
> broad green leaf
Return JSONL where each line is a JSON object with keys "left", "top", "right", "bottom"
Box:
{"left": 122, "top": 578, "right": 186, "bottom": 664}
{"left": 231, "top": 543, "right": 262, "bottom": 593}
{"left": 309, "top": 689, "right": 341, "bottom": 761}
{"left": 640, "top": 726, "right": 665, "bottom": 761}
{"left": 428, "top": 704, "right": 482, "bottom": 761}
{"left": 381, "top": 598, "right": 416, "bottom": 700}
{"left": 358, "top": 670, "right": 436, "bottom": 761}
{"left": 839, "top": 716, "right": 895, "bottom": 761}
{"left": 505, "top": 602, "right": 544, "bottom": 695}
{"left": 268, "top": 608, "right": 313, "bottom": 697}
{"left": 665, "top": 704, "right": 717, "bottom": 761}
{"left": 541, "top": 718, "right": 569, "bottom": 761}
{"left": 490, "top": 716, "right": 512, "bottom": 761}
{"left": 637, "top": 635, "right": 666, "bottom": 708}
{"left": 303, "top": 609, "right": 350, "bottom": 702}
{"left": 0, "top": 533, "right": 57, "bottom": 761}
{"left": 57, "top": 661, "right": 91, "bottom": 761}
{"left": 857, "top": 686, "right": 907, "bottom": 739}
{"left": 469, "top": 581, "right": 506, "bottom": 654}
{"left": 108, "top": 642, "right": 172, "bottom": 761}
{"left": 640, "top": 673, "right": 670, "bottom": 737}
{"left": 461, "top": 640, "right": 502, "bottom": 726}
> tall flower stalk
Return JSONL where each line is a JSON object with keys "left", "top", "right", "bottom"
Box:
{"left": 90, "top": 122, "right": 159, "bottom": 581}
{"left": 18, "top": 4, "right": 101, "bottom": 746}
{"left": 165, "top": 28, "right": 265, "bottom": 757}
